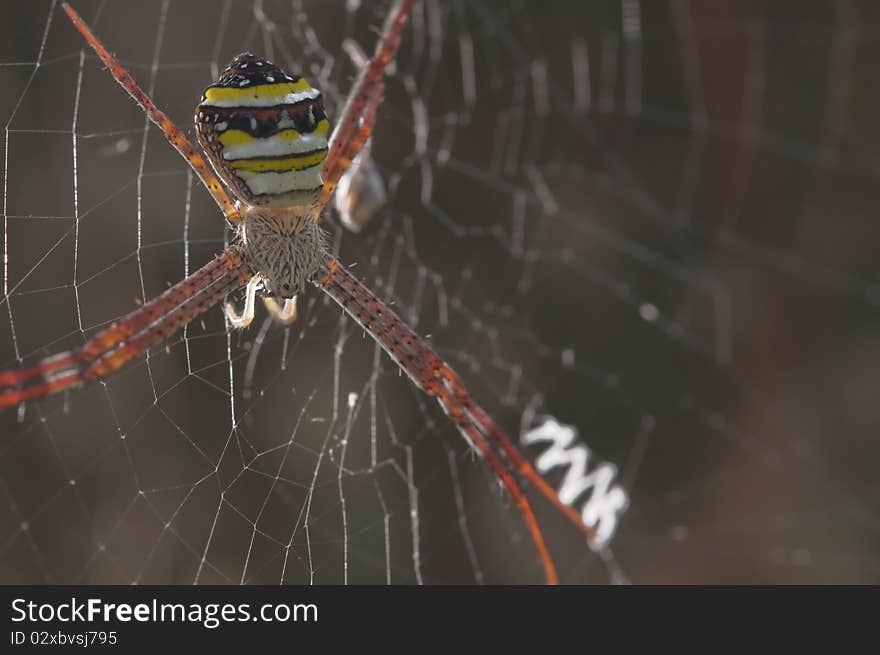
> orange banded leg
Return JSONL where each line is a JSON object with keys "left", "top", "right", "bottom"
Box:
{"left": 62, "top": 4, "right": 242, "bottom": 225}
{"left": 392, "top": 311, "right": 599, "bottom": 544}
{"left": 312, "top": 0, "right": 414, "bottom": 220}
{"left": 436, "top": 365, "right": 599, "bottom": 545}
{"left": 322, "top": 259, "right": 599, "bottom": 545}
{"left": 314, "top": 255, "right": 560, "bottom": 584}
{"left": 432, "top": 385, "right": 558, "bottom": 585}
{"left": 0, "top": 247, "right": 250, "bottom": 408}
{"left": 316, "top": 82, "right": 383, "bottom": 221}
{"left": 314, "top": 255, "right": 597, "bottom": 538}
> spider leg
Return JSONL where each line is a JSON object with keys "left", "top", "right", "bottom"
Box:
{"left": 333, "top": 40, "right": 388, "bottom": 233}
{"left": 314, "top": 255, "right": 561, "bottom": 584}
{"left": 225, "top": 276, "right": 261, "bottom": 329}
{"left": 437, "top": 364, "right": 600, "bottom": 546}
{"left": 0, "top": 247, "right": 250, "bottom": 408}
{"left": 311, "top": 0, "right": 414, "bottom": 221}
{"left": 316, "top": 256, "right": 601, "bottom": 550}
{"left": 62, "top": 4, "right": 242, "bottom": 225}
{"left": 433, "top": 384, "right": 558, "bottom": 585}
{"left": 263, "top": 296, "right": 298, "bottom": 325}
{"left": 318, "top": 83, "right": 383, "bottom": 222}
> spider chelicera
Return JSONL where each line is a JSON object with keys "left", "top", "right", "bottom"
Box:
{"left": 0, "top": 0, "right": 599, "bottom": 584}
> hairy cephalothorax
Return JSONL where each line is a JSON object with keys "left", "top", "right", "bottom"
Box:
{"left": 240, "top": 209, "right": 326, "bottom": 299}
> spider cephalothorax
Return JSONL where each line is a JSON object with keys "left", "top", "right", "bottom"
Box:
{"left": 240, "top": 209, "right": 326, "bottom": 299}
{"left": 195, "top": 53, "right": 329, "bottom": 209}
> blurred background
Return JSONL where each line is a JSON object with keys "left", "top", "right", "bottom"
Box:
{"left": 0, "top": 0, "right": 878, "bottom": 584}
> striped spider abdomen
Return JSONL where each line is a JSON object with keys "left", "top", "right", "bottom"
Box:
{"left": 195, "top": 53, "right": 329, "bottom": 208}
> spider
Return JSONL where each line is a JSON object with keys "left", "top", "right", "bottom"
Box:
{"left": 0, "top": 0, "right": 598, "bottom": 584}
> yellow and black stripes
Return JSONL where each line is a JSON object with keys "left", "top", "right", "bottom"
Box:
{"left": 202, "top": 80, "right": 319, "bottom": 107}
{"left": 194, "top": 53, "right": 329, "bottom": 207}
{"left": 228, "top": 149, "right": 328, "bottom": 173}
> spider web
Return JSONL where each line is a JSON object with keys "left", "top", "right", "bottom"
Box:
{"left": 1, "top": 0, "right": 878, "bottom": 584}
